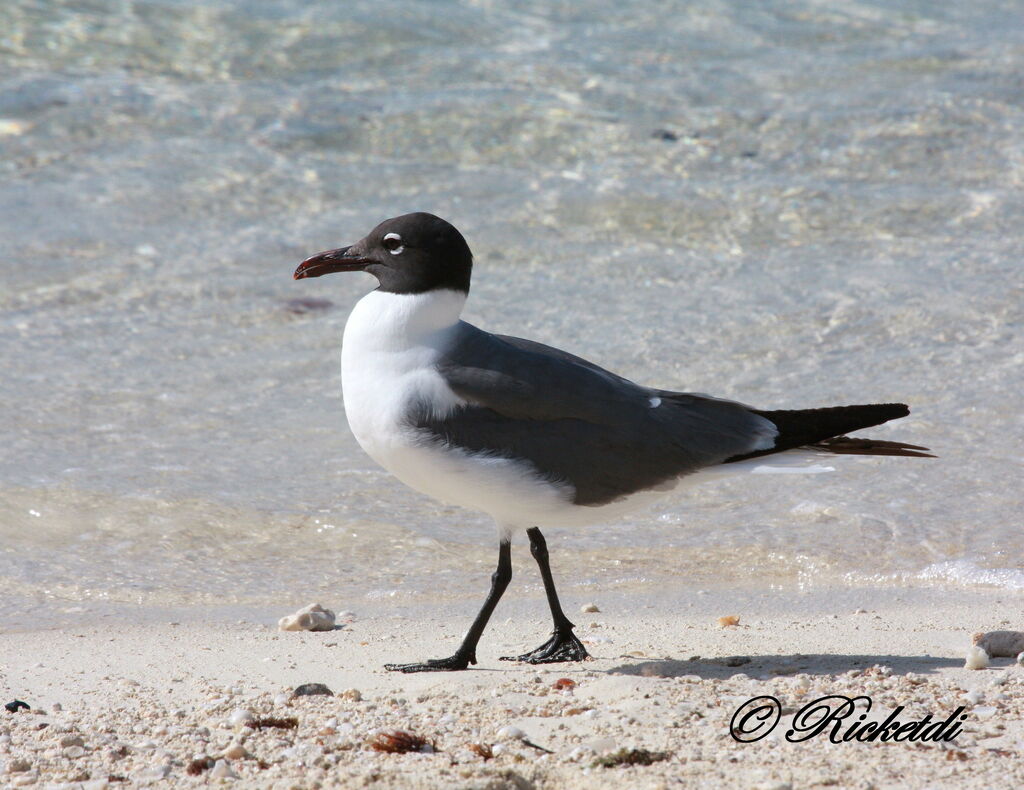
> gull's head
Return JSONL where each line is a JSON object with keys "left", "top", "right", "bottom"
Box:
{"left": 294, "top": 212, "right": 473, "bottom": 295}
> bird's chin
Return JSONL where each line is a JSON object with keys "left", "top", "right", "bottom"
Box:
{"left": 293, "top": 248, "right": 372, "bottom": 279}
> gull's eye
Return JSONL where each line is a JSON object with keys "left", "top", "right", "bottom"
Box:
{"left": 382, "top": 232, "right": 404, "bottom": 255}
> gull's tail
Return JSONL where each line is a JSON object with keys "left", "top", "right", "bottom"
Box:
{"left": 726, "top": 403, "right": 934, "bottom": 463}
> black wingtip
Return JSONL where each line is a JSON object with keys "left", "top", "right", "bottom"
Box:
{"left": 726, "top": 402, "right": 922, "bottom": 463}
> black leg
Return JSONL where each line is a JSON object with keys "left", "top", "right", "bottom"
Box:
{"left": 500, "top": 527, "right": 590, "bottom": 664}
{"left": 385, "top": 539, "right": 511, "bottom": 673}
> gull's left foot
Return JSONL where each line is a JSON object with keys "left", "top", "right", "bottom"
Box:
{"left": 499, "top": 629, "right": 591, "bottom": 664}
{"left": 384, "top": 653, "right": 473, "bottom": 673}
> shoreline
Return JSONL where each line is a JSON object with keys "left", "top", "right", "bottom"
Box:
{"left": 3, "top": 587, "right": 1023, "bottom": 787}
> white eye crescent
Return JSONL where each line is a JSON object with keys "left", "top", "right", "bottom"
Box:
{"left": 383, "top": 232, "right": 404, "bottom": 255}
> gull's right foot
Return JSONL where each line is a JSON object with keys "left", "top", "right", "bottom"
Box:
{"left": 384, "top": 653, "right": 474, "bottom": 673}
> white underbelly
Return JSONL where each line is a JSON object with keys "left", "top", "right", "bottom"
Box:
{"left": 344, "top": 385, "right": 681, "bottom": 528}
{"left": 368, "top": 438, "right": 579, "bottom": 526}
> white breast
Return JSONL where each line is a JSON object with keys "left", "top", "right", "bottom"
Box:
{"left": 341, "top": 289, "right": 464, "bottom": 458}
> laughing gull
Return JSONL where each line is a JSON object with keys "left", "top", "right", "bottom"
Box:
{"left": 294, "top": 212, "right": 932, "bottom": 673}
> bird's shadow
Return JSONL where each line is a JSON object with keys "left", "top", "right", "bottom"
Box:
{"left": 605, "top": 653, "right": 978, "bottom": 680}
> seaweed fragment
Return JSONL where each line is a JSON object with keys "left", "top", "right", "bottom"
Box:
{"left": 368, "top": 730, "right": 435, "bottom": 754}
{"left": 593, "top": 748, "right": 670, "bottom": 768}
{"left": 246, "top": 716, "right": 299, "bottom": 730}
{"left": 186, "top": 758, "right": 214, "bottom": 776}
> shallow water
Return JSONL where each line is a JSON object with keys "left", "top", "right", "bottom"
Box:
{"left": 2, "top": 0, "right": 1023, "bottom": 625}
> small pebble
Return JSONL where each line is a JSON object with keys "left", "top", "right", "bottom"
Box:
{"left": 6, "top": 758, "right": 31, "bottom": 772}
{"left": 293, "top": 683, "right": 333, "bottom": 697}
{"left": 580, "top": 603, "right": 600, "bottom": 613}
{"left": 496, "top": 725, "right": 525, "bottom": 740}
{"left": 973, "top": 631, "right": 1024, "bottom": 657}
{"left": 222, "top": 743, "right": 247, "bottom": 760}
{"left": 341, "top": 689, "right": 362, "bottom": 702}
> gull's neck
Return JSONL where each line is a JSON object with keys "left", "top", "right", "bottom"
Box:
{"left": 344, "top": 288, "right": 467, "bottom": 351}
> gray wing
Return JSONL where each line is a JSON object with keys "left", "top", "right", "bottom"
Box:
{"left": 410, "top": 322, "right": 776, "bottom": 506}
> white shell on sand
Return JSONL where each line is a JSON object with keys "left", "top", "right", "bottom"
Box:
{"left": 222, "top": 743, "right": 247, "bottom": 760}
{"left": 278, "top": 603, "right": 336, "bottom": 632}
{"left": 228, "top": 709, "right": 253, "bottom": 727}
{"left": 581, "top": 603, "right": 600, "bottom": 613}
{"left": 972, "top": 630, "right": 1024, "bottom": 657}
{"left": 210, "top": 759, "right": 238, "bottom": 779}
{"left": 964, "top": 645, "right": 990, "bottom": 670}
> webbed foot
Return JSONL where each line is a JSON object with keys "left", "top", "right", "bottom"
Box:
{"left": 384, "top": 653, "right": 474, "bottom": 673}
{"left": 499, "top": 629, "right": 591, "bottom": 664}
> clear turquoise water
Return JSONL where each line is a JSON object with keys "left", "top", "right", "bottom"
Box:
{"left": 1, "top": 0, "right": 1022, "bottom": 625}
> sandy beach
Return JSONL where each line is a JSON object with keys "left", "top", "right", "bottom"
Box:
{"left": 4, "top": 587, "right": 1023, "bottom": 788}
